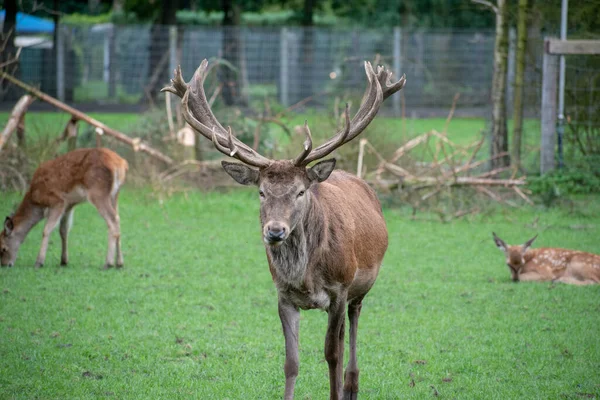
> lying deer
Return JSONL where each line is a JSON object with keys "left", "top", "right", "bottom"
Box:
{"left": 492, "top": 233, "right": 600, "bottom": 285}
{"left": 162, "top": 60, "right": 405, "bottom": 399}
{"left": 0, "top": 148, "right": 127, "bottom": 269}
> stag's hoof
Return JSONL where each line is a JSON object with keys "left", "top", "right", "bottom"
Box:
{"left": 102, "top": 263, "right": 114, "bottom": 270}
{"left": 116, "top": 263, "right": 124, "bottom": 269}
{"left": 34, "top": 262, "right": 44, "bottom": 268}
{"left": 343, "top": 391, "right": 358, "bottom": 400}
{"left": 60, "top": 259, "right": 68, "bottom": 266}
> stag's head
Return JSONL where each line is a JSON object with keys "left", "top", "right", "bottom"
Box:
{"left": 492, "top": 232, "right": 538, "bottom": 281}
{"left": 162, "top": 60, "right": 405, "bottom": 246}
{"left": 0, "top": 216, "right": 19, "bottom": 267}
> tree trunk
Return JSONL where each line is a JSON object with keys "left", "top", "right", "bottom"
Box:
{"left": 1, "top": 0, "right": 18, "bottom": 100}
{"left": 490, "top": 0, "right": 510, "bottom": 169}
{"left": 511, "top": 0, "right": 528, "bottom": 170}
{"left": 147, "top": 0, "right": 179, "bottom": 102}
{"left": 221, "top": 1, "right": 247, "bottom": 106}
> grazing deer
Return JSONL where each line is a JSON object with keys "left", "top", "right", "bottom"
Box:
{"left": 492, "top": 233, "right": 600, "bottom": 285}
{"left": 162, "top": 59, "right": 405, "bottom": 399}
{"left": 0, "top": 148, "right": 127, "bottom": 269}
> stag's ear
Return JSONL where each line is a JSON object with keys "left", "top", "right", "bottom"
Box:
{"left": 307, "top": 158, "right": 336, "bottom": 183}
{"left": 492, "top": 232, "right": 507, "bottom": 252}
{"left": 3, "top": 216, "right": 14, "bottom": 236}
{"left": 522, "top": 234, "right": 538, "bottom": 253}
{"left": 221, "top": 161, "right": 260, "bottom": 186}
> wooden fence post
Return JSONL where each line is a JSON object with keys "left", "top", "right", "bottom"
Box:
{"left": 540, "top": 38, "right": 558, "bottom": 174}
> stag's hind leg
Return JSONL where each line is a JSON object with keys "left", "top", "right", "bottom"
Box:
{"left": 343, "top": 298, "right": 364, "bottom": 400}
{"left": 59, "top": 206, "right": 75, "bottom": 265}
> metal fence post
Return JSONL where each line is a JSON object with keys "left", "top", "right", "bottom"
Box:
{"left": 280, "top": 27, "right": 289, "bottom": 107}
{"left": 393, "top": 27, "right": 402, "bottom": 117}
{"left": 540, "top": 38, "right": 558, "bottom": 174}
{"left": 56, "top": 26, "right": 65, "bottom": 102}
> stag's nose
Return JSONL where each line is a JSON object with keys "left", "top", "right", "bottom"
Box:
{"left": 265, "top": 223, "right": 287, "bottom": 243}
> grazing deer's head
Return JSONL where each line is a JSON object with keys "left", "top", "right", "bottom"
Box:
{"left": 0, "top": 216, "right": 18, "bottom": 267}
{"left": 162, "top": 60, "right": 405, "bottom": 247}
{"left": 492, "top": 232, "right": 538, "bottom": 281}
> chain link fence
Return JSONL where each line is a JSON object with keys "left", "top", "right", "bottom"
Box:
{"left": 5, "top": 24, "right": 550, "bottom": 118}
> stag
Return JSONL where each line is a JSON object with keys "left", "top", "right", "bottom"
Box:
{"left": 493, "top": 233, "right": 600, "bottom": 285}
{"left": 0, "top": 148, "right": 127, "bottom": 269}
{"left": 163, "top": 59, "right": 405, "bottom": 399}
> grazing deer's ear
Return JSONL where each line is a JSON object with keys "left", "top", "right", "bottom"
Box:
{"left": 492, "top": 232, "right": 507, "bottom": 252}
{"left": 3, "top": 216, "right": 14, "bottom": 235}
{"left": 522, "top": 234, "right": 538, "bottom": 253}
{"left": 221, "top": 161, "right": 260, "bottom": 186}
{"left": 307, "top": 159, "right": 336, "bottom": 183}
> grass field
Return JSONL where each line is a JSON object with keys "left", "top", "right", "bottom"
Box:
{"left": 1, "top": 188, "right": 599, "bottom": 399}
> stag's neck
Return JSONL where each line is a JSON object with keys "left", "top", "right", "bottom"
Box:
{"left": 11, "top": 193, "right": 45, "bottom": 243}
{"left": 267, "top": 195, "right": 326, "bottom": 289}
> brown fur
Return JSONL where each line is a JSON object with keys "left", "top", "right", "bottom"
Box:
{"left": 493, "top": 233, "right": 600, "bottom": 285}
{"left": 0, "top": 148, "right": 128, "bottom": 268}
{"left": 223, "top": 160, "right": 388, "bottom": 400}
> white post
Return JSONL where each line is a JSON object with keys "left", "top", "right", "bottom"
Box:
{"left": 557, "top": 0, "right": 568, "bottom": 169}
{"left": 280, "top": 28, "right": 289, "bottom": 107}
{"left": 103, "top": 30, "right": 110, "bottom": 83}
{"left": 393, "top": 27, "right": 402, "bottom": 117}
{"left": 169, "top": 26, "right": 178, "bottom": 75}
{"left": 56, "top": 26, "right": 65, "bottom": 102}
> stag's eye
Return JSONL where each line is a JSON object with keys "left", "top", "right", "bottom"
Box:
{"left": 259, "top": 190, "right": 265, "bottom": 199}
{"left": 297, "top": 190, "right": 305, "bottom": 198}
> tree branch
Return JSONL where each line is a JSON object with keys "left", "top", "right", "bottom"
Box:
{"left": 472, "top": 0, "right": 498, "bottom": 14}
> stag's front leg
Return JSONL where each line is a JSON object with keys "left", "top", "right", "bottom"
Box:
{"left": 325, "top": 293, "right": 347, "bottom": 400}
{"left": 278, "top": 296, "right": 300, "bottom": 400}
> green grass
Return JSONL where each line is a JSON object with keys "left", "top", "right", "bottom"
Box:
{"left": 0, "top": 112, "right": 141, "bottom": 142}
{"left": 1, "top": 189, "right": 599, "bottom": 399}
{"left": 73, "top": 81, "right": 141, "bottom": 104}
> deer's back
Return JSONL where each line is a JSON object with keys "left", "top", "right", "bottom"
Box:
{"left": 29, "top": 148, "right": 128, "bottom": 206}
{"left": 526, "top": 248, "right": 600, "bottom": 281}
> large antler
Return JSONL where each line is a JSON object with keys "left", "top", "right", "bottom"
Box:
{"left": 296, "top": 61, "right": 406, "bottom": 166}
{"left": 161, "top": 60, "right": 272, "bottom": 168}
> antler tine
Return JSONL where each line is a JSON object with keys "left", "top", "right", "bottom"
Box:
{"left": 293, "top": 120, "right": 313, "bottom": 166}
{"left": 375, "top": 66, "right": 407, "bottom": 101}
{"left": 226, "top": 126, "right": 239, "bottom": 157}
{"left": 171, "top": 60, "right": 272, "bottom": 168}
{"left": 160, "top": 65, "right": 188, "bottom": 98}
{"left": 303, "top": 62, "right": 386, "bottom": 164}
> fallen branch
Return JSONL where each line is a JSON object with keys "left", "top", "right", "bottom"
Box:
{"left": 0, "top": 71, "right": 173, "bottom": 165}
{"left": 0, "top": 94, "right": 34, "bottom": 151}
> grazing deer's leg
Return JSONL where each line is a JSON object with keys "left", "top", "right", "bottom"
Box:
{"left": 89, "top": 194, "right": 120, "bottom": 269}
{"left": 343, "top": 299, "right": 363, "bottom": 400}
{"left": 112, "top": 194, "right": 124, "bottom": 268}
{"left": 35, "top": 205, "right": 65, "bottom": 268}
{"left": 278, "top": 297, "right": 300, "bottom": 400}
{"left": 517, "top": 272, "right": 545, "bottom": 282}
{"left": 553, "top": 276, "right": 596, "bottom": 285}
{"left": 59, "top": 206, "right": 75, "bottom": 266}
{"left": 325, "top": 294, "right": 347, "bottom": 400}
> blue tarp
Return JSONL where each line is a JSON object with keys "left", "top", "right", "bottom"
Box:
{"left": 0, "top": 11, "right": 54, "bottom": 34}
